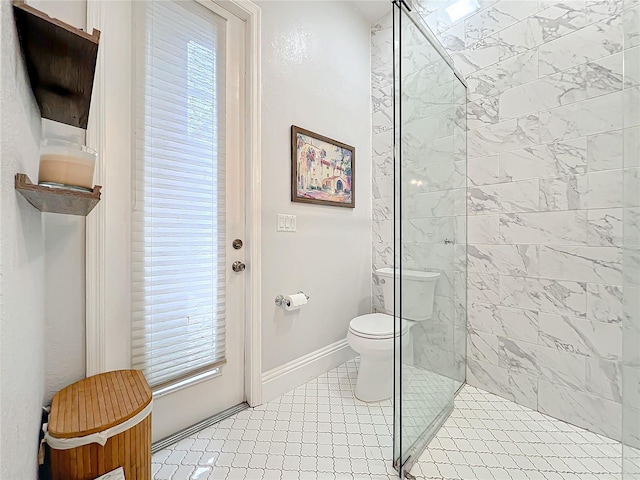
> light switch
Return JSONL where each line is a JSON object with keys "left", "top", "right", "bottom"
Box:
{"left": 277, "top": 214, "right": 297, "bottom": 232}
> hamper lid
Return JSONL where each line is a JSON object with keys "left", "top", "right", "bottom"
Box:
{"left": 48, "top": 370, "right": 152, "bottom": 439}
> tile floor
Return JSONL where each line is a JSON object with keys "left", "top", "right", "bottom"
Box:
{"left": 400, "top": 362, "right": 453, "bottom": 450}
{"left": 624, "top": 446, "right": 640, "bottom": 479}
{"left": 152, "top": 359, "right": 396, "bottom": 480}
{"left": 415, "top": 385, "right": 622, "bottom": 480}
{"left": 152, "top": 359, "right": 624, "bottom": 479}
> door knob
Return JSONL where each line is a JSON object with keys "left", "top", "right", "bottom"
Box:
{"left": 232, "top": 261, "right": 246, "bottom": 272}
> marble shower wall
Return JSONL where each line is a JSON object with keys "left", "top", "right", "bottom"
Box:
{"left": 622, "top": 0, "right": 640, "bottom": 471}
{"left": 371, "top": 13, "right": 468, "bottom": 386}
{"left": 422, "top": 0, "right": 633, "bottom": 441}
{"left": 371, "top": 13, "right": 394, "bottom": 312}
{"left": 372, "top": 0, "right": 637, "bottom": 441}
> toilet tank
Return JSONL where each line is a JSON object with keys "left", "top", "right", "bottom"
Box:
{"left": 375, "top": 268, "right": 440, "bottom": 321}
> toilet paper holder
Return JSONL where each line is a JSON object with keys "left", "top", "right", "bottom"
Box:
{"left": 275, "top": 292, "right": 309, "bottom": 307}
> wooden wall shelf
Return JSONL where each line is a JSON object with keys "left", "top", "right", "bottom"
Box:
{"left": 12, "top": 1, "right": 100, "bottom": 129}
{"left": 15, "top": 174, "right": 101, "bottom": 216}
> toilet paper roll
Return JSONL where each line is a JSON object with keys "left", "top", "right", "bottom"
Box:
{"left": 284, "top": 293, "right": 308, "bottom": 311}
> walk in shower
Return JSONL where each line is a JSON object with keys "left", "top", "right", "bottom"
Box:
{"left": 391, "top": 0, "right": 467, "bottom": 476}
{"left": 375, "top": 0, "right": 640, "bottom": 478}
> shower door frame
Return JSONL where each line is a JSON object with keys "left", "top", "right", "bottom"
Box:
{"left": 391, "top": 0, "right": 468, "bottom": 476}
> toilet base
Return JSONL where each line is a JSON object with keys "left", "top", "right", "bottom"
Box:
{"left": 347, "top": 324, "right": 411, "bottom": 403}
{"left": 355, "top": 354, "right": 393, "bottom": 403}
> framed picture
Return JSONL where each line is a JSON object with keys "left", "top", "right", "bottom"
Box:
{"left": 291, "top": 125, "right": 355, "bottom": 208}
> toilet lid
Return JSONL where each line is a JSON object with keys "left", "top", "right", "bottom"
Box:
{"left": 349, "top": 313, "right": 408, "bottom": 339}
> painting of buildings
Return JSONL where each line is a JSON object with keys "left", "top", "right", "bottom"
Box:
{"left": 291, "top": 126, "right": 355, "bottom": 208}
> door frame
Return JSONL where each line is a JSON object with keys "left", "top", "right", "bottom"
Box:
{"left": 85, "top": 0, "right": 263, "bottom": 407}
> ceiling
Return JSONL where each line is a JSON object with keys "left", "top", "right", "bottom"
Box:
{"left": 349, "top": 0, "right": 391, "bottom": 24}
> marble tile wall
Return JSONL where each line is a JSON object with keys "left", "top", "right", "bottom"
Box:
{"left": 623, "top": 0, "right": 640, "bottom": 471}
{"left": 427, "top": 0, "right": 635, "bottom": 441}
{"left": 371, "top": 14, "right": 394, "bottom": 318}
{"left": 371, "top": 12, "right": 467, "bottom": 387}
{"left": 372, "top": 0, "right": 638, "bottom": 441}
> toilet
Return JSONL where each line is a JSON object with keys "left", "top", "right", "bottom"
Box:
{"left": 347, "top": 268, "right": 440, "bottom": 402}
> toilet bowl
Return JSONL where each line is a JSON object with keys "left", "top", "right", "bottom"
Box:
{"left": 347, "top": 268, "right": 440, "bottom": 403}
{"left": 347, "top": 313, "right": 408, "bottom": 402}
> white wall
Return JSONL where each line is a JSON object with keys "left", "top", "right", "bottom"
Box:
{"left": 28, "top": 0, "right": 85, "bottom": 27}
{"left": 43, "top": 211, "right": 85, "bottom": 401}
{"left": 0, "top": 0, "right": 45, "bottom": 476}
{"left": 258, "top": 1, "right": 373, "bottom": 373}
{"left": 25, "top": 1, "right": 88, "bottom": 403}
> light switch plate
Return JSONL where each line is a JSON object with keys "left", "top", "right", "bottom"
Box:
{"left": 277, "top": 214, "right": 297, "bottom": 232}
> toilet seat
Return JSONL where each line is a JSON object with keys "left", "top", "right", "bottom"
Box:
{"left": 348, "top": 313, "right": 408, "bottom": 340}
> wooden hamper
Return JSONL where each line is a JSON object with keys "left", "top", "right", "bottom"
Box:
{"left": 46, "top": 370, "right": 152, "bottom": 480}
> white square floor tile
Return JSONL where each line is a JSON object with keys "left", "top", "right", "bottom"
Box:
{"left": 152, "top": 359, "right": 623, "bottom": 480}
{"left": 414, "top": 384, "right": 623, "bottom": 480}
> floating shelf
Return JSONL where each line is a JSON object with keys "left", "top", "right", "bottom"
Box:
{"left": 15, "top": 174, "right": 101, "bottom": 216}
{"left": 12, "top": 1, "right": 100, "bottom": 129}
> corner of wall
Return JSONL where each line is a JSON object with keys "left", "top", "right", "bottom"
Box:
{"left": 261, "top": 339, "right": 356, "bottom": 403}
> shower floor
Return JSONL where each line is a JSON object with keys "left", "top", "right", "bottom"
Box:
{"left": 151, "top": 359, "right": 622, "bottom": 479}
{"left": 415, "top": 385, "right": 621, "bottom": 480}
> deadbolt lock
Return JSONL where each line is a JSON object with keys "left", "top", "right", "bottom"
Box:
{"left": 232, "top": 239, "right": 243, "bottom": 250}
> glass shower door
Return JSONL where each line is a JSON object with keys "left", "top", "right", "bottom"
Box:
{"left": 622, "top": 0, "right": 640, "bottom": 476}
{"left": 393, "top": 1, "right": 468, "bottom": 476}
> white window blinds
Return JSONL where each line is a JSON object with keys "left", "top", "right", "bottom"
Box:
{"left": 131, "top": 0, "right": 227, "bottom": 389}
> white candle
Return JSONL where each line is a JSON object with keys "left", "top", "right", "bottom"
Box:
{"left": 39, "top": 138, "right": 97, "bottom": 190}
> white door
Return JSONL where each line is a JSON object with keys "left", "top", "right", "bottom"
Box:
{"left": 131, "top": 0, "right": 247, "bottom": 442}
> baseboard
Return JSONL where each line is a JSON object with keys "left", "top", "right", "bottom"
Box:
{"left": 261, "top": 339, "right": 356, "bottom": 404}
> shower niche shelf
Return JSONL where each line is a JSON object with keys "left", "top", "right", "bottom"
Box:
{"left": 15, "top": 174, "right": 101, "bottom": 216}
